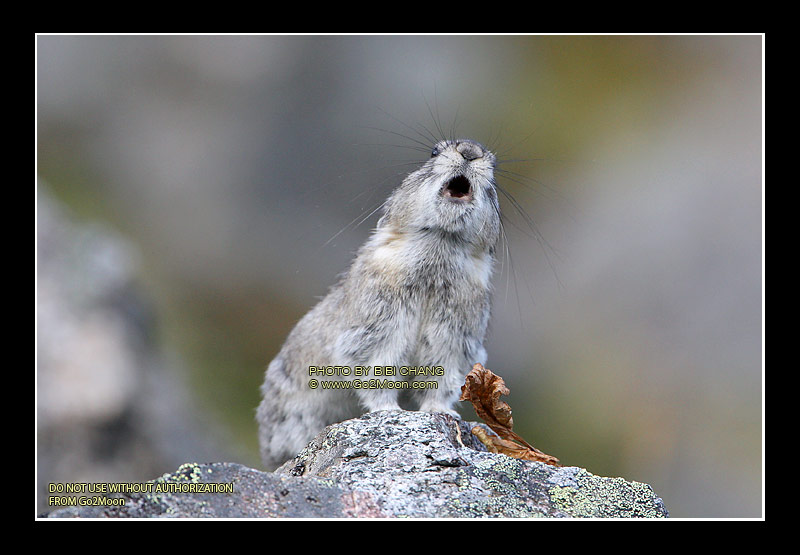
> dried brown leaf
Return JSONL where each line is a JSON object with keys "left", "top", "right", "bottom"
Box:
{"left": 460, "top": 363, "right": 560, "bottom": 466}
{"left": 471, "top": 426, "right": 561, "bottom": 465}
{"left": 459, "top": 363, "right": 514, "bottom": 435}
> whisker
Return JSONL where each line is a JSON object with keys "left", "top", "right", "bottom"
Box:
{"left": 495, "top": 184, "right": 564, "bottom": 291}
{"left": 321, "top": 198, "right": 389, "bottom": 249}
{"left": 357, "top": 125, "right": 432, "bottom": 153}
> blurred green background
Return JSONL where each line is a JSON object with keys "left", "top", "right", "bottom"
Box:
{"left": 36, "top": 35, "right": 763, "bottom": 518}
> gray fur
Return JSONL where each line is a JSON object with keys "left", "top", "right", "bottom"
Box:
{"left": 257, "top": 139, "right": 501, "bottom": 468}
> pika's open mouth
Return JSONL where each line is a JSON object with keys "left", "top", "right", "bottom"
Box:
{"left": 442, "top": 175, "right": 472, "bottom": 202}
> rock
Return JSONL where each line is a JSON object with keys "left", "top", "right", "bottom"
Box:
{"left": 42, "top": 462, "right": 356, "bottom": 518}
{"left": 44, "top": 411, "right": 668, "bottom": 518}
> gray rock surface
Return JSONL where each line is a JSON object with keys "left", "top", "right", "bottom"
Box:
{"left": 44, "top": 411, "right": 668, "bottom": 518}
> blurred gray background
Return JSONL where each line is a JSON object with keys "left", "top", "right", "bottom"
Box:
{"left": 36, "top": 35, "right": 763, "bottom": 518}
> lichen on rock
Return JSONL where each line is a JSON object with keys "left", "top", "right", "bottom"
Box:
{"left": 44, "top": 411, "right": 668, "bottom": 518}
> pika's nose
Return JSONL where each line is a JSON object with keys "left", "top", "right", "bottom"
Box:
{"left": 456, "top": 140, "right": 484, "bottom": 161}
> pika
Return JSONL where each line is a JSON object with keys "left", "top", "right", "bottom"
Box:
{"left": 257, "top": 138, "right": 501, "bottom": 468}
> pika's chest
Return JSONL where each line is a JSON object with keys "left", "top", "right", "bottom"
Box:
{"left": 367, "top": 227, "right": 493, "bottom": 291}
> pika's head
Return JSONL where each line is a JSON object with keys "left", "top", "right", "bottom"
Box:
{"left": 381, "top": 139, "right": 500, "bottom": 243}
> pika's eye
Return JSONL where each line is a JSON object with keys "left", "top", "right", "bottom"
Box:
{"left": 430, "top": 146, "right": 440, "bottom": 158}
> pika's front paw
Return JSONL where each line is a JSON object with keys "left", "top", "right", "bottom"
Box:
{"left": 418, "top": 405, "right": 460, "bottom": 417}
{"left": 365, "top": 404, "right": 403, "bottom": 413}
